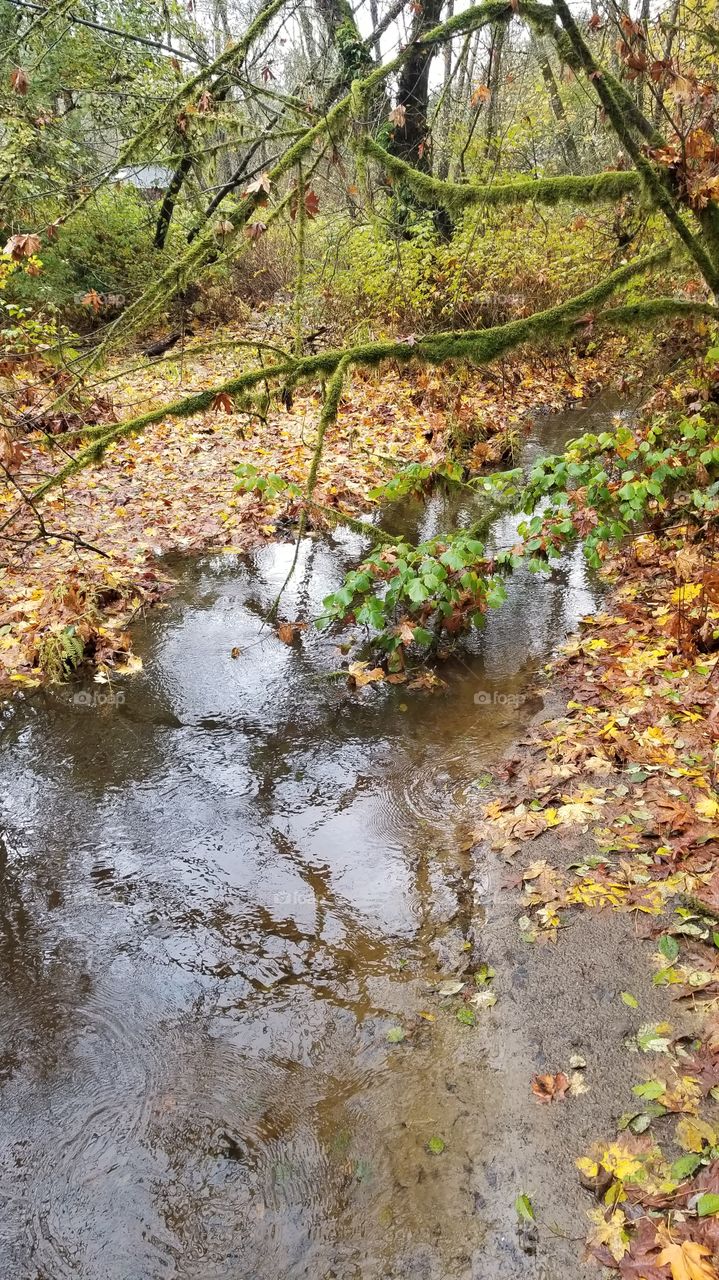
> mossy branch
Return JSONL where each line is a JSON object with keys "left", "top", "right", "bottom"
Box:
{"left": 361, "top": 137, "right": 643, "bottom": 210}
{"left": 306, "top": 499, "right": 404, "bottom": 545}
{"left": 306, "top": 357, "right": 352, "bottom": 503}
{"left": 30, "top": 249, "right": 675, "bottom": 504}
{"left": 591, "top": 298, "right": 719, "bottom": 327}
{"left": 551, "top": 0, "right": 719, "bottom": 294}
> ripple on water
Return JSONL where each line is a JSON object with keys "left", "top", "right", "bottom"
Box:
{"left": 0, "top": 392, "right": 624, "bottom": 1279}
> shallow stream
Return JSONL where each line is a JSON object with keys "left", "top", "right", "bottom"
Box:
{"left": 0, "top": 393, "right": 628, "bottom": 1279}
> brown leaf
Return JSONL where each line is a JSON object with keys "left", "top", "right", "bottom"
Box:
{"left": 211, "top": 392, "right": 233, "bottom": 414}
{"left": 244, "top": 221, "right": 267, "bottom": 241}
{"left": 277, "top": 621, "right": 306, "bottom": 645}
{"left": 10, "top": 66, "right": 28, "bottom": 94}
{"left": 617, "top": 1217, "right": 669, "bottom": 1279}
{"left": 304, "top": 189, "right": 320, "bottom": 219}
{"left": 4, "top": 232, "right": 41, "bottom": 260}
{"left": 531, "top": 1071, "right": 569, "bottom": 1103}
{"left": 389, "top": 104, "right": 406, "bottom": 127}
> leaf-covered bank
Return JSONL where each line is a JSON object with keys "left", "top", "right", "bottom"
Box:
{"left": 475, "top": 385, "right": 719, "bottom": 1276}
{"left": 0, "top": 324, "right": 637, "bottom": 689}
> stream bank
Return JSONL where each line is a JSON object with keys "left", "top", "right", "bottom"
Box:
{"left": 0, "top": 391, "right": 686, "bottom": 1280}
{"left": 0, "top": 333, "right": 639, "bottom": 690}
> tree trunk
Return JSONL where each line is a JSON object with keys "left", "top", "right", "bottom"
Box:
{"left": 436, "top": 0, "right": 455, "bottom": 179}
{"left": 483, "top": 22, "right": 505, "bottom": 163}
{"left": 536, "top": 37, "right": 580, "bottom": 170}
{"left": 390, "top": 0, "right": 445, "bottom": 169}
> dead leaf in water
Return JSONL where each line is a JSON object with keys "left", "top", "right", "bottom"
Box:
{"left": 277, "top": 621, "right": 305, "bottom": 645}
{"left": 437, "top": 979, "right": 465, "bottom": 996}
{"left": 347, "top": 661, "right": 385, "bottom": 687}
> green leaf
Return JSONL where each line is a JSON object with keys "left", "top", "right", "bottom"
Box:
{"left": 386, "top": 1026, "right": 405, "bottom": 1044}
{"left": 456, "top": 1007, "right": 476, "bottom": 1026}
{"left": 671, "top": 1153, "right": 703, "bottom": 1181}
{"left": 621, "top": 991, "right": 638, "bottom": 1008}
{"left": 407, "top": 578, "right": 430, "bottom": 603}
{"left": 697, "top": 1193, "right": 719, "bottom": 1217}
{"left": 659, "top": 935, "right": 679, "bottom": 963}
{"left": 632, "top": 1080, "right": 665, "bottom": 1100}
{"left": 427, "top": 1136, "right": 445, "bottom": 1155}
{"left": 412, "top": 626, "right": 434, "bottom": 647}
{"left": 515, "top": 1193, "right": 535, "bottom": 1222}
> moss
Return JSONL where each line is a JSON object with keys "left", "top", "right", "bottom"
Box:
{"left": 34, "top": 249, "right": 675, "bottom": 503}
{"left": 594, "top": 298, "right": 719, "bottom": 327}
{"left": 306, "top": 356, "right": 351, "bottom": 499}
{"left": 336, "top": 16, "right": 373, "bottom": 77}
{"left": 362, "top": 138, "right": 643, "bottom": 210}
{"left": 417, "top": 0, "right": 522, "bottom": 47}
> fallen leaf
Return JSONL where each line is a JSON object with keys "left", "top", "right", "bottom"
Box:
{"left": 657, "top": 1229, "right": 719, "bottom": 1280}
{"left": 531, "top": 1071, "right": 569, "bottom": 1103}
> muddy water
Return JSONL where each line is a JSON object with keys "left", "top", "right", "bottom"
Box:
{"left": 0, "top": 395, "right": 627, "bottom": 1279}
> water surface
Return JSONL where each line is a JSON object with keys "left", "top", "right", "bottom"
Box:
{"left": 0, "top": 394, "right": 625, "bottom": 1279}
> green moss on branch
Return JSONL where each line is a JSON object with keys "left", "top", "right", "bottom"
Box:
{"left": 32, "top": 249, "right": 673, "bottom": 503}
{"left": 361, "top": 138, "right": 643, "bottom": 210}
{"left": 592, "top": 298, "right": 719, "bottom": 327}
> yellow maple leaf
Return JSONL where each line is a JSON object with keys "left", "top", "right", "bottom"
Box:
{"left": 658, "top": 1231, "right": 719, "bottom": 1280}
{"left": 696, "top": 794, "right": 719, "bottom": 820}
{"left": 598, "top": 1144, "right": 643, "bottom": 1182}
{"left": 676, "top": 1116, "right": 717, "bottom": 1152}
{"left": 587, "top": 1207, "right": 629, "bottom": 1263}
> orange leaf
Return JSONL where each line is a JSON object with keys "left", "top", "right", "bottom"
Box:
{"left": 531, "top": 1071, "right": 569, "bottom": 1103}
{"left": 211, "top": 392, "right": 233, "bottom": 414}
{"left": 10, "top": 66, "right": 28, "bottom": 94}
{"left": 657, "top": 1232, "right": 718, "bottom": 1280}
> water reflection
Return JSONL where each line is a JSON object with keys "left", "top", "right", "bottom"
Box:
{"left": 0, "top": 394, "right": 623, "bottom": 1279}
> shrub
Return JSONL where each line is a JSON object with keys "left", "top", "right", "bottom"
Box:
{"left": 6, "top": 187, "right": 185, "bottom": 325}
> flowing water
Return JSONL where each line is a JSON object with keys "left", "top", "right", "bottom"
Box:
{"left": 0, "top": 394, "right": 628, "bottom": 1280}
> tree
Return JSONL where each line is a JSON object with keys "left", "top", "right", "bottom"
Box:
{"left": 4, "top": 0, "right": 719, "bottom": 650}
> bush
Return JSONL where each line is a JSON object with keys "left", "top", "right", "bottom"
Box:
{"left": 300, "top": 205, "right": 672, "bottom": 341}
{"left": 6, "top": 187, "right": 185, "bottom": 325}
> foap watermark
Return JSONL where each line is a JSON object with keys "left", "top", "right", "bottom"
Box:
{"left": 73, "top": 688, "right": 125, "bottom": 709}
{"left": 474, "top": 688, "right": 526, "bottom": 708}
{"left": 73, "top": 291, "right": 126, "bottom": 309}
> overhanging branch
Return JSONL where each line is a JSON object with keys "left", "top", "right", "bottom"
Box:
{"left": 30, "top": 249, "right": 681, "bottom": 503}
{"left": 361, "top": 137, "right": 643, "bottom": 210}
